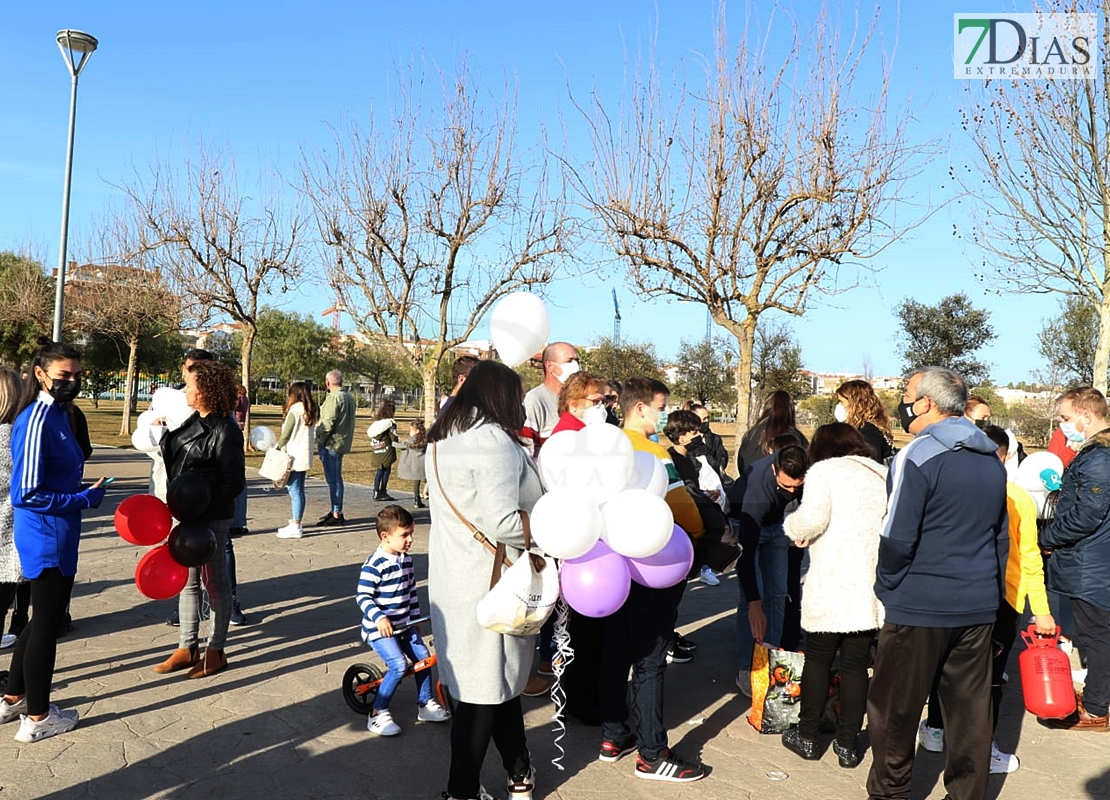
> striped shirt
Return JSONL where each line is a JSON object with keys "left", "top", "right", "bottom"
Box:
{"left": 356, "top": 546, "right": 420, "bottom": 644}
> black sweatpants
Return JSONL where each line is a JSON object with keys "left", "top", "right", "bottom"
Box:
{"left": 866, "top": 622, "right": 993, "bottom": 800}
{"left": 6, "top": 569, "right": 75, "bottom": 716}
{"left": 447, "top": 697, "right": 529, "bottom": 799}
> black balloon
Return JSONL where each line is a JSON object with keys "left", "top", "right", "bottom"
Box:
{"left": 166, "top": 473, "right": 211, "bottom": 522}
{"left": 168, "top": 522, "right": 217, "bottom": 568}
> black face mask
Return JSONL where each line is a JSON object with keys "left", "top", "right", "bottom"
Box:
{"left": 46, "top": 377, "right": 80, "bottom": 404}
{"left": 688, "top": 435, "right": 705, "bottom": 450}
{"left": 974, "top": 418, "right": 990, "bottom": 430}
{"left": 699, "top": 422, "right": 710, "bottom": 434}
{"left": 897, "top": 400, "right": 918, "bottom": 434}
{"left": 776, "top": 486, "right": 797, "bottom": 503}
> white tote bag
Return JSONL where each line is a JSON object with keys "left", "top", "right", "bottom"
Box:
{"left": 258, "top": 447, "right": 294, "bottom": 489}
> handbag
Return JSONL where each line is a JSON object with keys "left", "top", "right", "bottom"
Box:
{"left": 259, "top": 447, "right": 294, "bottom": 489}
{"left": 431, "top": 444, "right": 559, "bottom": 637}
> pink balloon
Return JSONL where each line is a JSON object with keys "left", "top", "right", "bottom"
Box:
{"left": 626, "top": 525, "right": 695, "bottom": 589}
{"left": 560, "top": 540, "right": 631, "bottom": 618}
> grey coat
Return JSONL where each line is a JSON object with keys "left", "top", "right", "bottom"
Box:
{"left": 427, "top": 422, "right": 543, "bottom": 704}
{"left": 0, "top": 424, "right": 22, "bottom": 583}
{"left": 395, "top": 437, "right": 426, "bottom": 481}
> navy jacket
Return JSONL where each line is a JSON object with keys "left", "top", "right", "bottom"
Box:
{"left": 876, "top": 416, "right": 1008, "bottom": 627}
{"left": 734, "top": 453, "right": 799, "bottom": 601}
{"left": 1040, "top": 429, "right": 1110, "bottom": 611}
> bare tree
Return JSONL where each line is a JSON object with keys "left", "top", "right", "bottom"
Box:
{"left": 959, "top": 0, "right": 1110, "bottom": 390}
{"left": 71, "top": 213, "right": 183, "bottom": 434}
{"left": 119, "top": 148, "right": 305, "bottom": 435}
{"left": 302, "top": 63, "right": 574, "bottom": 422}
{"left": 570, "top": 2, "right": 919, "bottom": 444}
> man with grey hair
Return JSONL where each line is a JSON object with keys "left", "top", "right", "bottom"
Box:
{"left": 522, "top": 341, "right": 579, "bottom": 455}
{"left": 866, "top": 367, "right": 1009, "bottom": 800}
{"left": 316, "top": 369, "right": 356, "bottom": 527}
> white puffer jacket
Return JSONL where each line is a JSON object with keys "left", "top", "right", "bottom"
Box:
{"left": 784, "top": 455, "right": 887, "bottom": 634}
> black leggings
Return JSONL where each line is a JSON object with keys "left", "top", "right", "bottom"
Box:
{"left": 798, "top": 629, "right": 875, "bottom": 744}
{"left": 6, "top": 569, "right": 75, "bottom": 716}
{"left": 448, "top": 697, "right": 529, "bottom": 798}
{"left": 0, "top": 582, "right": 30, "bottom": 631}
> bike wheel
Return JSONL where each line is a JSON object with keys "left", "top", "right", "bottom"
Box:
{"left": 342, "top": 663, "right": 383, "bottom": 715}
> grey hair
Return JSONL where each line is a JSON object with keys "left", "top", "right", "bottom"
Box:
{"left": 327, "top": 369, "right": 342, "bottom": 386}
{"left": 912, "top": 366, "right": 967, "bottom": 416}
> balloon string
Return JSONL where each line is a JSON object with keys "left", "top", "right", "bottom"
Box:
{"left": 549, "top": 597, "right": 574, "bottom": 772}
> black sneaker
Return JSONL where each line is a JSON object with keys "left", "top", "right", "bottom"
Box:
{"left": 375, "top": 494, "right": 396, "bottom": 502}
{"left": 673, "top": 632, "right": 698, "bottom": 651}
{"left": 782, "top": 725, "right": 820, "bottom": 760}
{"left": 321, "top": 513, "right": 346, "bottom": 527}
{"left": 317, "top": 513, "right": 333, "bottom": 526}
{"left": 229, "top": 603, "right": 247, "bottom": 626}
{"left": 665, "top": 643, "right": 694, "bottom": 664}
{"left": 634, "top": 749, "right": 706, "bottom": 782}
{"left": 598, "top": 736, "right": 637, "bottom": 763}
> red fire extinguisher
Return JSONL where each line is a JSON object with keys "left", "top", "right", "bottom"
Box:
{"left": 1019, "top": 624, "right": 1077, "bottom": 719}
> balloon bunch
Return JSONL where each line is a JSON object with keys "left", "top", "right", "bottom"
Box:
{"left": 1015, "top": 451, "right": 1065, "bottom": 517}
{"left": 490, "top": 291, "right": 551, "bottom": 368}
{"left": 131, "top": 388, "right": 192, "bottom": 454}
{"left": 534, "top": 425, "right": 694, "bottom": 618}
{"left": 114, "top": 474, "right": 219, "bottom": 600}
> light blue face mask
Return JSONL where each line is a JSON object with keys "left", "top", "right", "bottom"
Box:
{"left": 656, "top": 409, "right": 669, "bottom": 433}
{"left": 1060, "top": 420, "right": 1085, "bottom": 443}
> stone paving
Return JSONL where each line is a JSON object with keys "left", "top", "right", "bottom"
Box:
{"left": 0, "top": 445, "right": 1106, "bottom": 799}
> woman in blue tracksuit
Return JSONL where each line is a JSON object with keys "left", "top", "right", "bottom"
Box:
{"left": 0, "top": 339, "right": 105, "bottom": 744}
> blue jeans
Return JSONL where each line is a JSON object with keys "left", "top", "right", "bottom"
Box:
{"left": 318, "top": 447, "right": 344, "bottom": 514}
{"left": 233, "top": 487, "right": 247, "bottom": 528}
{"left": 373, "top": 466, "right": 392, "bottom": 497}
{"left": 369, "top": 626, "right": 432, "bottom": 712}
{"left": 735, "top": 523, "right": 789, "bottom": 669}
{"left": 286, "top": 471, "right": 306, "bottom": 521}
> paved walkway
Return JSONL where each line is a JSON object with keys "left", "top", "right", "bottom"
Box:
{"left": 0, "top": 446, "right": 1106, "bottom": 799}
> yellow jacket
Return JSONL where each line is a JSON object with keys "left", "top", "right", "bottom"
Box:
{"left": 623, "top": 430, "right": 704, "bottom": 540}
{"left": 1005, "top": 481, "right": 1051, "bottom": 616}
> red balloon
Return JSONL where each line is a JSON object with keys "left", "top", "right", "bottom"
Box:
{"left": 115, "top": 494, "right": 173, "bottom": 546}
{"left": 134, "top": 545, "right": 189, "bottom": 600}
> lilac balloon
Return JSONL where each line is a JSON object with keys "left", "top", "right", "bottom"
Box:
{"left": 626, "top": 525, "right": 695, "bottom": 589}
{"left": 560, "top": 540, "right": 631, "bottom": 618}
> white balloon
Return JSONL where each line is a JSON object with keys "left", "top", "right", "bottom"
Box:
{"left": 490, "top": 292, "right": 551, "bottom": 368}
{"left": 151, "top": 387, "right": 192, "bottom": 429}
{"left": 601, "top": 489, "right": 674, "bottom": 558}
{"left": 538, "top": 426, "right": 634, "bottom": 503}
{"left": 1015, "top": 451, "right": 1064, "bottom": 493}
{"left": 131, "top": 410, "right": 164, "bottom": 454}
{"left": 250, "top": 425, "right": 278, "bottom": 451}
{"left": 625, "top": 450, "right": 669, "bottom": 497}
{"left": 577, "top": 423, "right": 635, "bottom": 502}
{"left": 530, "top": 489, "right": 604, "bottom": 560}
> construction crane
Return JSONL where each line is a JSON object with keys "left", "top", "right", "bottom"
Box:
{"left": 612, "top": 288, "right": 621, "bottom": 346}
{"left": 321, "top": 302, "right": 347, "bottom": 331}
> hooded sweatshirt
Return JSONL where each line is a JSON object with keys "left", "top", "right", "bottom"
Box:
{"left": 876, "top": 416, "right": 1009, "bottom": 627}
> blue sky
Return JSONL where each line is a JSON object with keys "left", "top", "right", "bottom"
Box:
{"left": 1, "top": 1, "right": 1065, "bottom": 384}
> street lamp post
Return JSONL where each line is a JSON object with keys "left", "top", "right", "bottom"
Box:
{"left": 52, "top": 29, "right": 98, "bottom": 342}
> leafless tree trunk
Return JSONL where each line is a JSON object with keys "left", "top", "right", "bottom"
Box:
{"left": 569, "top": 2, "right": 920, "bottom": 451}
{"left": 118, "top": 148, "right": 305, "bottom": 441}
{"left": 302, "top": 62, "right": 575, "bottom": 424}
{"left": 958, "top": 0, "right": 1110, "bottom": 391}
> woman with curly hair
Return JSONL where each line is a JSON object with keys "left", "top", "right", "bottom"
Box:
{"left": 834, "top": 379, "right": 894, "bottom": 463}
{"left": 154, "top": 359, "right": 245, "bottom": 679}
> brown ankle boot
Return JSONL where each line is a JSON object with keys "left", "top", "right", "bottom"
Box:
{"left": 154, "top": 647, "right": 199, "bottom": 674}
{"left": 187, "top": 648, "right": 228, "bottom": 679}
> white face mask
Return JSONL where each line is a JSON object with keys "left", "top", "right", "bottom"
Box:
{"left": 834, "top": 403, "right": 848, "bottom": 423}
{"left": 555, "top": 359, "right": 580, "bottom": 384}
{"left": 582, "top": 405, "right": 608, "bottom": 426}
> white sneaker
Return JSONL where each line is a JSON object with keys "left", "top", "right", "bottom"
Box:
{"left": 0, "top": 633, "right": 16, "bottom": 649}
{"left": 418, "top": 699, "right": 451, "bottom": 722}
{"left": 917, "top": 720, "right": 945, "bottom": 753}
{"left": 698, "top": 566, "right": 720, "bottom": 586}
{"left": 990, "top": 741, "right": 1020, "bottom": 774}
{"left": 0, "top": 696, "right": 27, "bottom": 725}
{"left": 507, "top": 766, "right": 535, "bottom": 800}
{"left": 1073, "top": 668, "right": 1089, "bottom": 683}
{"left": 276, "top": 521, "right": 304, "bottom": 540}
{"left": 14, "top": 705, "right": 78, "bottom": 743}
{"left": 736, "top": 668, "right": 752, "bottom": 698}
{"left": 367, "top": 709, "right": 401, "bottom": 736}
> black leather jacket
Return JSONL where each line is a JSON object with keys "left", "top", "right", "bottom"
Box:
{"left": 161, "top": 412, "right": 246, "bottom": 521}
